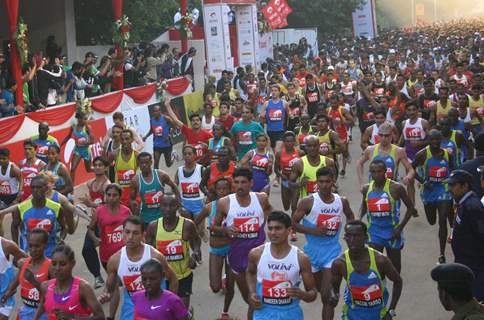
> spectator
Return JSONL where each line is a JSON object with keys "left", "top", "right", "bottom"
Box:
{"left": 0, "top": 79, "right": 16, "bottom": 118}
{"left": 83, "top": 52, "right": 101, "bottom": 97}
{"left": 145, "top": 46, "right": 161, "bottom": 82}
{"left": 179, "top": 47, "right": 196, "bottom": 80}
{"left": 36, "top": 56, "right": 63, "bottom": 108}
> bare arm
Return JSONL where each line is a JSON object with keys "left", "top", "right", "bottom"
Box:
{"left": 379, "top": 255, "right": 402, "bottom": 312}
{"left": 186, "top": 219, "right": 201, "bottom": 263}
{"left": 329, "top": 257, "right": 345, "bottom": 308}
{"left": 58, "top": 195, "right": 75, "bottom": 234}
{"left": 341, "top": 197, "right": 355, "bottom": 222}
{"left": 286, "top": 251, "right": 317, "bottom": 303}
{"left": 194, "top": 204, "right": 210, "bottom": 226}
{"left": 80, "top": 280, "right": 105, "bottom": 319}
{"left": 164, "top": 97, "right": 184, "bottom": 128}
{"left": 357, "top": 148, "right": 371, "bottom": 188}
{"left": 158, "top": 170, "right": 181, "bottom": 201}
{"left": 130, "top": 176, "right": 140, "bottom": 215}
{"left": 361, "top": 127, "right": 372, "bottom": 150}
{"left": 98, "top": 254, "right": 120, "bottom": 303}
{"left": 393, "top": 183, "right": 416, "bottom": 231}
{"left": 87, "top": 208, "right": 100, "bottom": 246}
{"left": 33, "top": 283, "right": 48, "bottom": 320}
{"left": 58, "top": 164, "right": 73, "bottom": 195}
{"left": 145, "top": 221, "right": 157, "bottom": 247}
{"left": 239, "top": 150, "right": 253, "bottom": 168}
{"left": 10, "top": 207, "right": 21, "bottom": 245}
{"left": 360, "top": 185, "right": 369, "bottom": 220}
{"left": 246, "top": 247, "right": 263, "bottom": 309}
{"left": 292, "top": 197, "right": 322, "bottom": 236}
{"left": 398, "top": 147, "right": 415, "bottom": 184}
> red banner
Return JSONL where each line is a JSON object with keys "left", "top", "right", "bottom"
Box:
{"left": 124, "top": 83, "right": 157, "bottom": 104}
{"left": 261, "top": 0, "right": 292, "bottom": 30}
{"left": 26, "top": 104, "right": 76, "bottom": 126}
{"left": 91, "top": 91, "right": 124, "bottom": 113}
{"left": 4, "top": 118, "right": 107, "bottom": 186}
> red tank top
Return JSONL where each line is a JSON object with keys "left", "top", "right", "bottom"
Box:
{"left": 280, "top": 147, "right": 299, "bottom": 177}
{"left": 328, "top": 107, "right": 348, "bottom": 141}
{"left": 44, "top": 277, "right": 92, "bottom": 319}
{"left": 208, "top": 162, "right": 235, "bottom": 189}
{"left": 20, "top": 159, "right": 42, "bottom": 200}
{"left": 88, "top": 180, "right": 105, "bottom": 206}
{"left": 20, "top": 257, "right": 51, "bottom": 308}
{"left": 96, "top": 204, "right": 131, "bottom": 263}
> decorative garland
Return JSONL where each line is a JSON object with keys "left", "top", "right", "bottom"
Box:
{"left": 175, "top": 13, "right": 194, "bottom": 39}
{"left": 113, "top": 15, "right": 131, "bottom": 49}
{"left": 13, "top": 18, "right": 29, "bottom": 65}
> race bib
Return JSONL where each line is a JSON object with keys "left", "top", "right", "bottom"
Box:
{"left": 269, "top": 109, "right": 283, "bottom": 121}
{"left": 27, "top": 218, "right": 53, "bottom": 232}
{"left": 37, "top": 146, "right": 49, "bottom": 157}
{"left": 195, "top": 144, "right": 206, "bottom": 158}
{"left": 404, "top": 127, "right": 423, "bottom": 140}
{"left": 262, "top": 279, "right": 292, "bottom": 305}
{"left": 157, "top": 239, "right": 184, "bottom": 261}
{"left": 153, "top": 125, "right": 163, "bottom": 137}
{"left": 233, "top": 217, "right": 260, "bottom": 239}
{"left": 238, "top": 131, "right": 253, "bottom": 145}
{"left": 117, "top": 169, "right": 136, "bottom": 186}
{"left": 21, "top": 287, "right": 40, "bottom": 307}
{"left": 367, "top": 197, "right": 391, "bottom": 218}
{"left": 76, "top": 137, "right": 87, "bottom": 146}
{"left": 0, "top": 181, "right": 11, "bottom": 195}
{"left": 306, "top": 181, "right": 319, "bottom": 194}
{"left": 123, "top": 274, "right": 144, "bottom": 293}
{"left": 374, "top": 88, "right": 385, "bottom": 96}
{"left": 317, "top": 214, "right": 341, "bottom": 236}
{"left": 23, "top": 172, "right": 37, "bottom": 187}
{"left": 307, "top": 92, "right": 318, "bottom": 103}
{"left": 181, "top": 182, "right": 200, "bottom": 198}
{"left": 363, "top": 112, "right": 375, "bottom": 121}
{"left": 429, "top": 166, "right": 447, "bottom": 182}
{"left": 143, "top": 190, "right": 163, "bottom": 208}
{"left": 351, "top": 284, "right": 383, "bottom": 308}
{"left": 105, "top": 224, "right": 124, "bottom": 244}
{"left": 289, "top": 107, "right": 301, "bottom": 118}
{"left": 320, "top": 142, "right": 330, "bottom": 154}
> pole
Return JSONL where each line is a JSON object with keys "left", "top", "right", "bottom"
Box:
{"left": 181, "top": 0, "right": 188, "bottom": 53}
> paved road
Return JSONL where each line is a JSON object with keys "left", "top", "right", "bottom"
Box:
{"left": 3, "top": 128, "right": 453, "bottom": 319}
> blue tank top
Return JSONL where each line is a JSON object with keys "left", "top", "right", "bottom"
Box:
{"left": 365, "top": 180, "right": 400, "bottom": 239}
{"left": 440, "top": 131, "right": 461, "bottom": 167}
{"left": 208, "top": 137, "right": 226, "bottom": 162}
{"left": 422, "top": 146, "right": 450, "bottom": 191}
{"left": 18, "top": 199, "right": 60, "bottom": 257}
{"left": 452, "top": 121, "right": 469, "bottom": 161}
{"left": 45, "top": 162, "right": 65, "bottom": 191}
{"left": 208, "top": 200, "right": 217, "bottom": 228}
{"left": 370, "top": 145, "right": 398, "bottom": 181}
{"left": 343, "top": 248, "right": 388, "bottom": 320}
{"left": 151, "top": 116, "right": 171, "bottom": 148}
{"left": 72, "top": 126, "right": 89, "bottom": 150}
{"left": 139, "top": 170, "right": 164, "bottom": 224}
{"left": 265, "top": 99, "right": 285, "bottom": 132}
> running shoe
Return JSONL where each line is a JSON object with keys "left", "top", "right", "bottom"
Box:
{"left": 437, "top": 255, "right": 446, "bottom": 264}
{"left": 94, "top": 276, "right": 105, "bottom": 289}
{"left": 447, "top": 228, "right": 453, "bottom": 243}
{"left": 220, "top": 312, "right": 231, "bottom": 320}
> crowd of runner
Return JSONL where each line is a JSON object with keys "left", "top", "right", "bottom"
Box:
{"left": 0, "top": 19, "right": 483, "bottom": 320}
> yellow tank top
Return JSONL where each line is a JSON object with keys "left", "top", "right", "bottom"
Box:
{"left": 469, "top": 96, "right": 484, "bottom": 125}
{"left": 300, "top": 155, "right": 327, "bottom": 197}
{"left": 436, "top": 100, "right": 451, "bottom": 121}
{"left": 317, "top": 130, "right": 333, "bottom": 155}
{"left": 155, "top": 217, "right": 191, "bottom": 280}
{"left": 114, "top": 151, "right": 137, "bottom": 188}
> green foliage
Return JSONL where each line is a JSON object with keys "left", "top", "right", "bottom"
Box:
{"left": 286, "top": 0, "right": 364, "bottom": 37}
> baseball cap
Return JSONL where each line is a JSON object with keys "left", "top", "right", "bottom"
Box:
{"left": 431, "top": 263, "right": 475, "bottom": 289}
{"left": 444, "top": 169, "right": 473, "bottom": 185}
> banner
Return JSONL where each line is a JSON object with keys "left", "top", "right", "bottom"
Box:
{"left": 352, "top": 0, "right": 377, "bottom": 39}
{"left": 235, "top": 5, "right": 259, "bottom": 68}
{"left": 258, "top": 32, "right": 274, "bottom": 64}
{"left": 261, "top": 0, "right": 292, "bottom": 30}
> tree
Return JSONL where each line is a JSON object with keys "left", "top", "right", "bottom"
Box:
{"left": 286, "top": 0, "right": 364, "bottom": 38}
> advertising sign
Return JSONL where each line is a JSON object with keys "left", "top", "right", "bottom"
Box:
{"left": 352, "top": 0, "right": 377, "bottom": 39}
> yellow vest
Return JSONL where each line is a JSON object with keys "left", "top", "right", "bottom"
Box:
{"left": 300, "top": 155, "right": 327, "bottom": 197}
{"left": 469, "top": 96, "right": 484, "bottom": 125}
{"left": 114, "top": 151, "right": 137, "bottom": 188}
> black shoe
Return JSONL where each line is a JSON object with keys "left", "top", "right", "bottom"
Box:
{"left": 437, "top": 255, "right": 446, "bottom": 264}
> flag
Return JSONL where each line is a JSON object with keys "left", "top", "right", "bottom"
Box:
{"left": 261, "top": 0, "right": 293, "bottom": 30}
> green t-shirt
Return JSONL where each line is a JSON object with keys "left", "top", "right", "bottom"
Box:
{"left": 231, "top": 120, "right": 265, "bottom": 160}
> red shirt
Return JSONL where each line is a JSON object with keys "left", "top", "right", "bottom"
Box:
{"left": 96, "top": 204, "right": 131, "bottom": 263}
{"left": 181, "top": 124, "right": 213, "bottom": 145}
{"left": 219, "top": 114, "right": 235, "bottom": 132}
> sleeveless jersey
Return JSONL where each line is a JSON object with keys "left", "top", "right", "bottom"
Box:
{"left": 19, "top": 198, "right": 60, "bottom": 257}
{"left": 370, "top": 145, "right": 398, "bottom": 180}
{"left": 139, "top": 170, "right": 164, "bottom": 224}
{"left": 207, "top": 162, "right": 235, "bottom": 189}
{"left": 420, "top": 147, "right": 451, "bottom": 203}
{"left": 402, "top": 118, "right": 426, "bottom": 160}
{"left": 305, "top": 85, "right": 320, "bottom": 117}
{"left": 266, "top": 99, "right": 286, "bottom": 132}
{"left": 31, "top": 135, "right": 58, "bottom": 163}
{"left": 328, "top": 107, "right": 348, "bottom": 141}
{"left": 280, "top": 147, "right": 299, "bottom": 177}
{"left": 208, "top": 137, "right": 227, "bottom": 162}
{"left": 117, "top": 244, "right": 152, "bottom": 294}
{"left": 436, "top": 100, "right": 451, "bottom": 121}
{"left": 317, "top": 130, "right": 334, "bottom": 156}
{"left": 19, "top": 257, "right": 51, "bottom": 308}
{"left": 177, "top": 164, "right": 203, "bottom": 201}
{"left": 366, "top": 180, "right": 400, "bottom": 240}
{"left": 441, "top": 131, "right": 461, "bottom": 167}
{"left": 88, "top": 181, "right": 105, "bottom": 207}
{"left": 20, "top": 159, "right": 42, "bottom": 200}
{"left": 155, "top": 217, "right": 191, "bottom": 280}
{"left": 150, "top": 116, "right": 171, "bottom": 148}
{"left": 96, "top": 204, "right": 130, "bottom": 263}
{"left": 469, "top": 96, "right": 484, "bottom": 125}
{"left": 115, "top": 151, "right": 137, "bottom": 205}
{"left": 44, "top": 162, "right": 65, "bottom": 191}
{"left": 44, "top": 277, "right": 92, "bottom": 319}
{"left": 300, "top": 155, "right": 328, "bottom": 197}
{"left": 342, "top": 248, "right": 388, "bottom": 320}
{"left": 72, "top": 126, "right": 89, "bottom": 147}
{"left": 0, "top": 162, "right": 19, "bottom": 196}
{"left": 256, "top": 243, "right": 301, "bottom": 310}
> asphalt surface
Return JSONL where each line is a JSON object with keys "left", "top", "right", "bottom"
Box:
{"left": 3, "top": 128, "right": 453, "bottom": 320}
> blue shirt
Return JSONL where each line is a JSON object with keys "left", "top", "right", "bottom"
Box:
{"left": 151, "top": 115, "right": 172, "bottom": 148}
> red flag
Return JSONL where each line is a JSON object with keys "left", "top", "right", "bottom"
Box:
{"left": 262, "top": 0, "right": 293, "bottom": 30}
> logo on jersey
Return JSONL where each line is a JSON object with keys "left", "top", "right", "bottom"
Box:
{"left": 27, "top": 218, "right": 53, "bottom": 232}
{"left": 0, "top": 181, "right": 12, "bottom": 195}
{"left": 153, "top": 125, "right": 163, "bottom": 136}
{"left": 117, "top": 169, "right": 135, "bottom": 186}
{"left": 123, "top": 274, "right": 144, "bottom": 293}
{"left": 269, "top": 109, "right": 283, "bottom": 121}
{"left": 238, "top": 131, "right": 253, "bottom": 145}
{"left": 405, "top": 127, "right": 423, "bottom": 140}
{"left": 157, "top": 239, "right": 184, "bottom": 261}
{"left": 233, "top": 217, "right": 260, "bottom": 239}
{"left": 429, "top": 166, "right": 447, "bottom": 182}
{"left": 351, "top": 284, "right": 383, "bottom": 307}
{"left": 262, "top": 278, "right": 292, "bottom": 305}
{"left": 181, "top": 182, "right": 200, "bottom": 198}
{"left": 317, "top": 214, "right": 341, "bottom": 236}
{"left": 144, "top": 190, "right": 164, "bottom": 208}
{"left": 367, "top": 197, "right": 391, "bottom": 217}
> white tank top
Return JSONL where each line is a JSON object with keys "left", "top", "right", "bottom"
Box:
{"left": 201, "top": 115, "right": 216, "bottom": 131}
{"left": 117, "top": 244, "right": 152, "bottom": 294}
{"left": 0, "top": 238, "right": 12, "bottom": 273}
{"left": 256, "top": 242, "right": 301, "bottom": 305}
{"left": 0, "top": 162, "right": 19, "bottom": 195}
{"left": 403, "top": 118, "right": 426, "bottom": 141}
{"left": 177, "top": 164, "right": 203, "bottom": 201}
{"left": 459, "top": 108, "right": 472, "bottom": 123}
{"left": 369, "top": 124, "right": 380, "bottom": 145}
{"left": 225, "top": 192, "right": 264, "bottom": 239}
{"left": 305, "top": 193, "right": 343, "bottom": 236}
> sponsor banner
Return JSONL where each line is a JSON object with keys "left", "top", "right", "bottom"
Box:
{"left": 204, "top": 4, "right": 232, "bottom": 78}
{"left": 352, "top": 0, "right": 377, "bottom": 39}
{"left": 236, "top": 5, "right": 258, "bottom": 68}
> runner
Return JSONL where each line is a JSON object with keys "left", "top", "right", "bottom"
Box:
{"left": 448, "top": 108, "right": 475, "bottom": 163}
{"left": 19, "top": 140, "right": 46, "bottom": 201}
{"left": 357, "top": 123, "right": 414, "bottom": 190}
{"left": 261, "top": 85, "right": 289, "bottom": 150}
{"left": 131, "top": 152, "right": 180, "bottom": 225}
{"left": 361, "top": 109, "right": 398, "bottom": 150}
{"left": 99, "top": 215, "right": 178, "bottom": 320}
{"left": 164, "top": 97, "right": 213, "bottom": 166}
{"left": 246, "top": 211, "right": 317, "bottom": 320}
{"left": 304, "top": 74, "right": 322, "bottom": 118}
{"left": 208, "top": 122, "right": 234, "bottom": 163}
{"left": 34, "top": 244, "right": 105, "bottom": 320}
{"left": 212, "top": 168, "right": 272, "bottom": 320}
{"left": 327, "top": 94, "right": 353, "bottom": 177}
{"left": 194, "top": 178, "right": 234, "bottom": 320}
{"left": 103, "top": 111, "right": 145, "bottom": 153}
{"left": 294, "top": 113, "right": 316, "bottom": 153}
{"left": 79, "top": 156, "right": 110, "bottom": 289}
{"left": 469, "top": 83, "right": 484, "bottom": 133}
{"left": 10, "top": 175, "right": 74, "bottom": 258}
{"left": 201, "top": 102, "right": 217, "bottom": 131}
{"left": 0, "top": 236, "right": 27, "bottom": 320}
{"left": 315, "top": 114, "right": 345, "bottom": 171}
{"left": 43, "top": 145, "right": 73, "bottom": 196}
{"left": 285, "top": 82, "right": 307, "bottom": 132}
{"left": 60, "top": 111, "right": 94, "bottom": 184}
{"left": 240, "top": 134, "right": 274, "bottom": 194}
{"left": 108, "top": 129, "right": 138, "bottom": 206}
{"left": 30, "top": 122, "right": 59, "bottom": 164}
{"left": 231, "top": 105, "right": 265, "bottom": 161}
{"left": 292, "top": 167, "right": 355, "bottom": 320}
{"left": 329, "top": 220, "right": 403, "bottom": 320}
{"left": 202, "top": 147, "right": 236, "bottom": 201}
{"left": 0, "top": 148, "right": 22, "bottom": 236}
{"left": 146, "top": 194, "right": 202, "bottom": 308}
{"left": 290, "top": 135, "right": 336, "bottom": 198}
{"left": 361, "top": 160, "right": 417, "bottom": 272}
{"left": 143, "top": 103, "right": 175, "bottom": 169}
{"left": 103, "top": 124, "right": 123, "bottom": 182}
{"left": 2, "top": 229, "right": 51, "bottom": 320}
{"left": 355, "top": 83, "right": 377, "bottom": 136}
{"left": 413, "top": 129, "right": 454, "bottom": 264}
{"left": 417, "top": 79, "right": 439, "bottom": 122}
{"left": 439, "top": 118, "right": 467, "bottom": 168}
{"left": 132, "top": 259, "right": 190, "bottom": 320}
{"left": 218, "top": 101, "right": 235, "bottom": 132}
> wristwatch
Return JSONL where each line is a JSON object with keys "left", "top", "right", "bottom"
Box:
{"left": 388, "top": 309, "right": 397, "bottom": 318}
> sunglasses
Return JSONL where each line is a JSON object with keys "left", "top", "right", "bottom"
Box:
{"left": 379, "top": 133, "right": 391, "bottom": 137}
